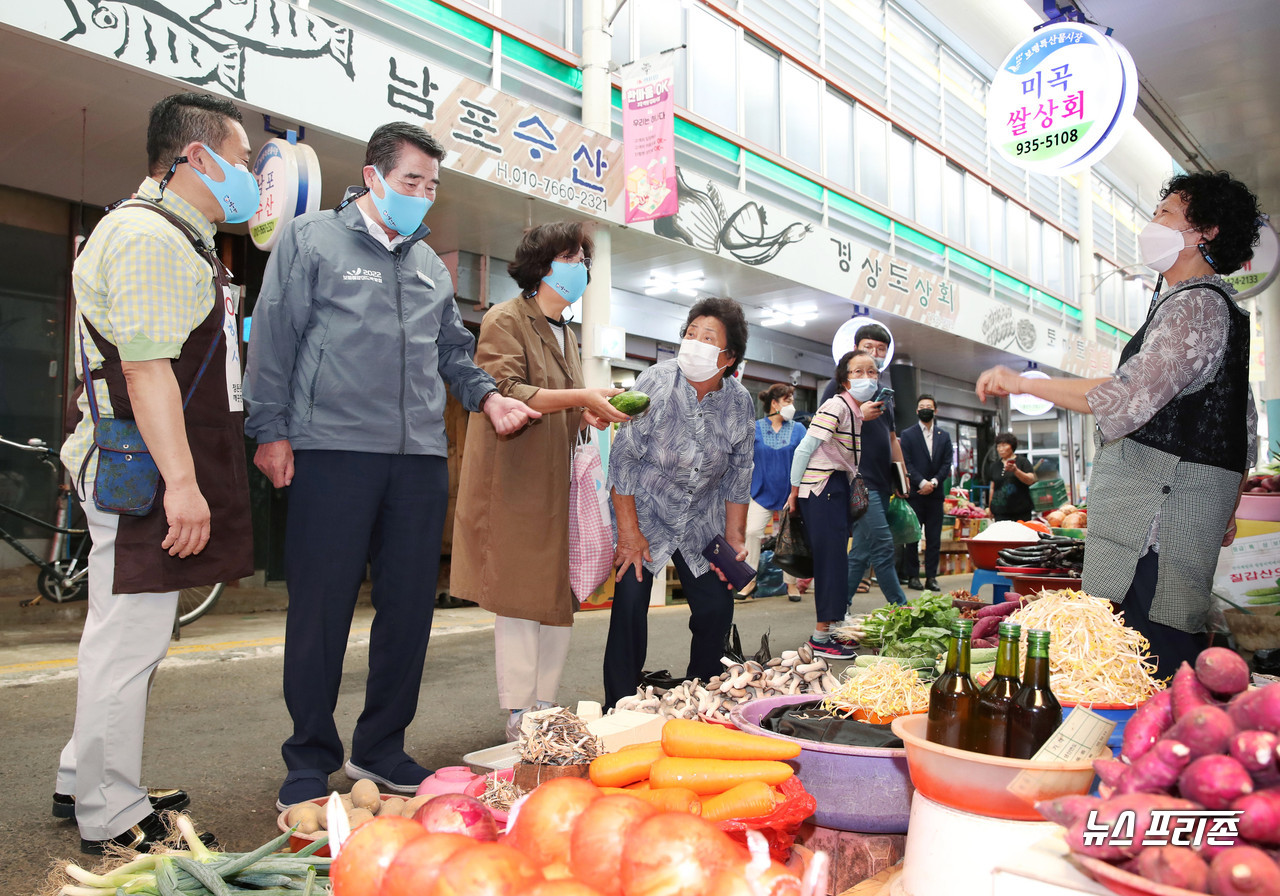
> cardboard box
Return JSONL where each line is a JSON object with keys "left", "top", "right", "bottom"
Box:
{"left": 586, "top": 708, "right": 665, "bottom": 751}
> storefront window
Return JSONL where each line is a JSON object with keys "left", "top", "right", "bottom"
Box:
{"left": 988, "top": 191, "right": 1007, "bottom": 265}
{"left": 502, "top": 0, "right": 566, "bottom": 46}
{"left": 888, "top": 129, "right": 914, "bottom": 218}
{"left": 965, "top": 174, "right": 988, "bottom": 256}
{"left": 855, "top": 105, "right": 888, "bottom": 205}
{"left": 914, "top": 143, "right": 942, "bottom": 233}
{"left": 688, "top": 7, "right": 738, "bottom": 130}
{"left": 744, "top": 41, "right": 780, "bottom": 152}
{"left": 823, "top": 90, "right": 855, "bottom": 188}
{"left": 944, "top": 162, "right": 965, "bottom": 240}
{"left": 782, "top": 61, "right": 821, "bottom": 172}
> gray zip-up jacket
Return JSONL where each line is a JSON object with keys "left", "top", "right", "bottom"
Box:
{"left": 244, "top": 190, "right": 496, "bottom": 455}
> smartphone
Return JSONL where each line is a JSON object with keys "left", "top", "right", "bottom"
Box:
{"left": 877, "top": 387, "right": 895, "bottom": 403}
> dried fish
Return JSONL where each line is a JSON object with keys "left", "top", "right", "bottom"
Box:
{"left": 518, "top": 708, "right": 604, "bottom": 766}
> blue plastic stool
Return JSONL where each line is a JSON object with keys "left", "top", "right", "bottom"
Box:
{"left": 970, "top": 568, "right": 1013, "bottom": 603}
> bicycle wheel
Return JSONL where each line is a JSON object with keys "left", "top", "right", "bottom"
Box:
{"left": 36, "top": 562, "right": 89, "bottom": 603}
{"left": 177, "top": 582, "right": 223, "bottom": 626}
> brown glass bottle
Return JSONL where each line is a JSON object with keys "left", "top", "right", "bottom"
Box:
{"left": 927, "top": 619, "right": 976, "bottom": 750}
{"left": 970, "top": 621, "right": 1022, "bottom": 756}
{"left": 1007, "top": 628, "right": 1062, "bottom": 759}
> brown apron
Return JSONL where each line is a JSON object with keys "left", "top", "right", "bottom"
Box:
{"left": 82, "top": 201, "right": 254, "bottom": 594}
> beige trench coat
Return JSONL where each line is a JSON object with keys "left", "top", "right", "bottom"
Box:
{"left": 451, "top": 294, "right": 584, "bottom": 625}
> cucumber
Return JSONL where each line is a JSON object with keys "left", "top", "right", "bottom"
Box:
{"left": 969, "top": 647, "right": 999, "bottom": 664}
{"left": 610, "top": 390, "right": 651, "bottom": 414}
{"left": 854, "top": 654, "right": 934, "bottom": 669}
{"left": 1244, "top": 585, "right": 1280, "bottom": 598}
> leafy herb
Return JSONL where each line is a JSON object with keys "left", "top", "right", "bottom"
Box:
{"left": 858, "top": 592, "right": 959, "bottom": 659}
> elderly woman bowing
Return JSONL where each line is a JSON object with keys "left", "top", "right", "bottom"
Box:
{"left": 976, "top": 171, "right": 1262, "bottom": 681}
{"left": 604, "top": 298, "right": 756, "bottom": 708}
{"left": 452, "top": 222, "right": 629, "bottom": 742}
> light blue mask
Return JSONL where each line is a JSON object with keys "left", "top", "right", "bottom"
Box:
{"left": 542, "top": 260, "right": 589, "bottom": 303}
{"left": 190, "top": 143, "right": 260, "bottom": 224}
{"left": 847, "top": 378, "right": 878, "bottom": 402}
{"left": 371, "top": 168, "right": 431, "bottom": 235}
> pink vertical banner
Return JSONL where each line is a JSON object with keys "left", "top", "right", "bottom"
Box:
{"left": 621, "top": 55, "right": 677, "bottom": 224}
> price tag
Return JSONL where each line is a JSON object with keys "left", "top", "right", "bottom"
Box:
{"left": 1006, "top": 706, "right": 1114, "bottom": 804}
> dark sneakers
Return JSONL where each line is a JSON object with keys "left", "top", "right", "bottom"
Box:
{"left": 807, "top": 636, "right": 857, "bottom": 659}
{"left": 53, "top": 787, "right": 190, "bottom": 821}
{"left": 80, "top": 810, "right": 217, "bottom": 856}
{"left": 344, "top": 759, "right": 431, "bottom": 794}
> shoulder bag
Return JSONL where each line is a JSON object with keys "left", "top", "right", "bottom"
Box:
{"left": 838, "top": 391, "right": 870, "bottom": 522}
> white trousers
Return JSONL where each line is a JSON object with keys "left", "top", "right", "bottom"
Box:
{"left": 745, "top": 499, "right": 797, "bottom": 586}
{"left": 56, "top": 500, "right": 178, "bottom": 840}
{"left": 493, "top": 615, "right": 573, "bottom": 711}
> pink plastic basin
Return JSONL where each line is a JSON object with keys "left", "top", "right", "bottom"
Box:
{"left": 730, "top": 695, "right": 912, "bottom": 833}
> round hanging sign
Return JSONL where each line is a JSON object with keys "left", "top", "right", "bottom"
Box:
{"left": 987, "top": 23, "right": 1137, "bottom": 175}
{"left": 1010, "top": 370, "right": 1055, "bottom": 417}
{"left": 249, "top": 138, "right": 321, "bottom": 252}
{"left": 831, "top": 315, "right": 896, "bottom": 366}
{"left": 1223, "top": 218, "right": 1279, "bottom": 300}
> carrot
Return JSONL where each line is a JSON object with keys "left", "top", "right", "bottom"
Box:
{"left": 660, "top": 719, "right": 802, "bottom": 761}
{"left": 699, "top": 780, "right": 778, "bottom": 823}
{"left": 589, "top": 743, "right": 667, "bottom": 788}
{"left": 618, "top": 740, "right": 662, "bottom": 752}
{"left": 628, "top": 787, "right": 702, "bottom": 814}
{"left": 648, "top": 758, "right": 794, "bottom": 795}
{"left": 624, "top": 780, "right": 651, "bottom": 791}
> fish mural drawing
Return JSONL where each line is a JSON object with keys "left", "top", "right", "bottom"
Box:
{"left": 654, "top": 168, "right": 813, "bottom": 266}
{"left": 58, "top": 0, "right": 355, "bottom": 98}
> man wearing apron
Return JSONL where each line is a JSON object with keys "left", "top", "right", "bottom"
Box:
{"left": 56, "top": 93, "right": 256, "bottom": 854}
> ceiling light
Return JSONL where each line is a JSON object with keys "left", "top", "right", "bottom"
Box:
{"left": 762, "top": 308, "right": 817, "bottom": 327}
{"left": 645, "top": 272, "right": 705, "bottom": 297}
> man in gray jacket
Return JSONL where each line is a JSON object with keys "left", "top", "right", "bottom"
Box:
{"left": 245, "top": 122, "right": 539, "bottom": 810}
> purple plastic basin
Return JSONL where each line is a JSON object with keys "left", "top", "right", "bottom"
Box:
{"left": 730, "top": 694, "right": 914, "bottom": 833}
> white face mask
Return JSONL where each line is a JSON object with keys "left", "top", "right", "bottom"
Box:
{"left": 1139, "top": 221, "right": 1195, "bottom": 273}
{"left": 847, "top": 378, "right": 878, "bottom": 402}
{"left": 677, "top": 338, "right": 725, "bottom": 382}
{"left": 779, "top": 404, "right": 796, "bottom": 421}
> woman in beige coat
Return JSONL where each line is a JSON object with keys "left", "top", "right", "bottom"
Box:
{"left": 452, "top": 222, "right": 627, "bottom": 741}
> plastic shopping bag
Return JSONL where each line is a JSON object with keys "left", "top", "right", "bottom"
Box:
{"left": 886, "top": 495, "right": 922, "bottom": 545}
{"left": 568, "top": 433, "right": 614, "bottom": 603}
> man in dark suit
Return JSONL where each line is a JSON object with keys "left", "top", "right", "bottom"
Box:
{"left": 899, "top": 394, "right": 952, "bottom": 591}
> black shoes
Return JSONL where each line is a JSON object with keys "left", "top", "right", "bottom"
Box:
{"left": 907, "top": 578, "right": 924, "bottom": 591}
{"left": 80, "top": 810, "right": 217, "bottom": 856}
{"left": 54, "top": 787, "right": 190, "bottom": 821}
{"left": 925, "top": 579, "right": 941, "bottom": 592}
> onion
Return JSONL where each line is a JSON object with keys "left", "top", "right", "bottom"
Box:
{"left": 330, "top": 817, "right": 426, "bottom": 896}
{"left": 621, "top": 812, "right": 744, "bottom": 896}
{"left": 429, "top": 842, "right": 542, "bottom": 896}
{"left": 381, "top": 832, "right": 474, "bottom": 896}
{"left": 413, "top": 793, "right": 500, "bottom": 841}
{"left": 568, "top": 794, "right": 660, "bottom": 896}
{"left": 506, "top": 777, "right": 603, "bottom": 867}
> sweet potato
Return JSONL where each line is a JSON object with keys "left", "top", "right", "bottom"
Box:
{"left": 975, "top": 599, "right": 1023, "bottom": 618}
{"left": 1166, "top": 705, "right": 1237, "bottom": 760}
{"left": 1172, "top": 661, "right": 1217, "bottom": 720}
{"left": 1094, "top": 757, "right": 1131, "bottom": 789}
{"left": 1036, "top": 794, "right": 1102, "bottom": 828}
{"left": 1133, "top": 845, "right": 1209, "bottom": 893}
{"left": 1207, "top": 845, "right": 1280, "bottom": 896}
{"left": 1229, "top": 731, "right": 1280, "bottom": 777}
{"left": 1118, "top": 739, "right": 1191, "bottom": 795}
{"left": 1195, "top": 648, "right": 1251, "bottom": 698}
{"left": 1227, "top": 684, "right": 1280, "bottom": 733}
{"left": 1123, "top": 689, "right": 1175, "bottom": 762}
{"left": 1234, "top": 787, "right": 1280, "bottom": 845}
{"left": 1179, "top": 755, "right": 1254, "bottom": 810}
{"left": 970, "top": 615, "right": 1000, "bottom": 643}
{"left": 1065, "top": 794, "right": 1197, "bottom": 860}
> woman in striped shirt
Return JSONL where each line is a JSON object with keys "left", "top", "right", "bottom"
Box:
{"left": 786, "top": 350, "right": 879, "bottom": 658}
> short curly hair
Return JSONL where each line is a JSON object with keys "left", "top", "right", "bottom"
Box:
{"left": 996, "top": 431, "right": 1019, "bottom": 451}
{"left": 507, "top": 222, "right": 594, "bottom": 295}
{"left": 682, "top": 298, "right": 748, "bottom": 367}
{"left": 1162, "top": 172, "right": 1262, "bottom": 274}
{"left": 835, "top": 350, "right": 877, "bottom": 389}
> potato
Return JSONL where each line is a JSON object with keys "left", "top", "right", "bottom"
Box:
{"left": 350, "top": 777, "right": 382, "bottom": 812}
{"left": 403, "top": 794, "right": 431, "bottom": 815}
{"left": 379, "top": 797, "right": 407, "bottom": 817}
{"left": 340, "top": 793, "right": 355, "bottom": 812}
{"left": 347, "top": 807, "right": 376, "bottom": 829}
{"left": 287, "top": 802, "right": 321, "bottom": 826}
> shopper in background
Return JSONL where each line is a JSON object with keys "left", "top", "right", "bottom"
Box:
{"left": 786, "top": 351, "right": 877, "bottom": 658}
{"left": 985, "top": 432, "right": 1035, "bottom": 522}
{"left": 741, "top": 383, "right": 807, "bottom": 601}
{"left": 245, "top": 122, "right": 539, "bottom": 809}
{"left": 977, "top": 171, "right": 1261, "bottom": 680}
{"left": 604, "top": 298, "right": 755, "bottom": 708}
{"left": 900, "top": 393, "right": 952, "bottom": 591}
{"left": 56, "top": 92, "right": 255, "bottom": 854}
{"left": 452, "top": 222, "right": 628, "bottom": 742}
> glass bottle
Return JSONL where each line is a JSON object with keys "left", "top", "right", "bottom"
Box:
{"left": 927, "top": 619, "right": 976, "bottom": 750}
{"left": 970, "top": 621, "right": 1022, "bottom": 756}
{"left": 1008, "top": 628, "right": 1063, "bottom": 760}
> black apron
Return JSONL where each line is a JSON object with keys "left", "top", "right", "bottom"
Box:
{"left": 81, "top": 201, "right": 253, "bottom": 593}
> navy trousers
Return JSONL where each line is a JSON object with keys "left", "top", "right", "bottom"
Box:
{"left": 799, "top": 473, "right": 853, "bottom": 624}
{"left": 281, "top": 450, "right": 447, "bottom": 774}
{"left": 905, "top": 494, "right": 945, "bottom": 580}
{"left": 603, "top": 550, "right": 735, "bottom": 709}
{"left": 1120, "top": 550, "right": 1209, "bottom": 683}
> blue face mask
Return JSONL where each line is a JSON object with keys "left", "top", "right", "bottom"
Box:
{"left": 542, "top": 260, "right": 589, "bottom": 303}
{"left": 188, "top": 143, "right": 260, "bottom": 224}
{"left": 370, "top": 168, "right": 430, "bottom": 235}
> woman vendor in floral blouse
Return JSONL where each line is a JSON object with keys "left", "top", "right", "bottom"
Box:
{"left": 975, "top": 171, "right": 1262, "bottom": 681}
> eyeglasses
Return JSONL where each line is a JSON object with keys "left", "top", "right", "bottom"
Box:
{"left": 556, "top": 252, "right": 591, "bottom": 269}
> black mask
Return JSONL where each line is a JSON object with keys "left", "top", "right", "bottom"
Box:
{"left": 917, "top": 408, "right": 935, "bottom": 423}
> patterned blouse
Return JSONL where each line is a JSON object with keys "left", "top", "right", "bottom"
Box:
{"left": 608, "top": 359, "right": 755, "bottom": 576}
{"left": 1087, "top": 276, "right": 1257, "bottom": 466}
